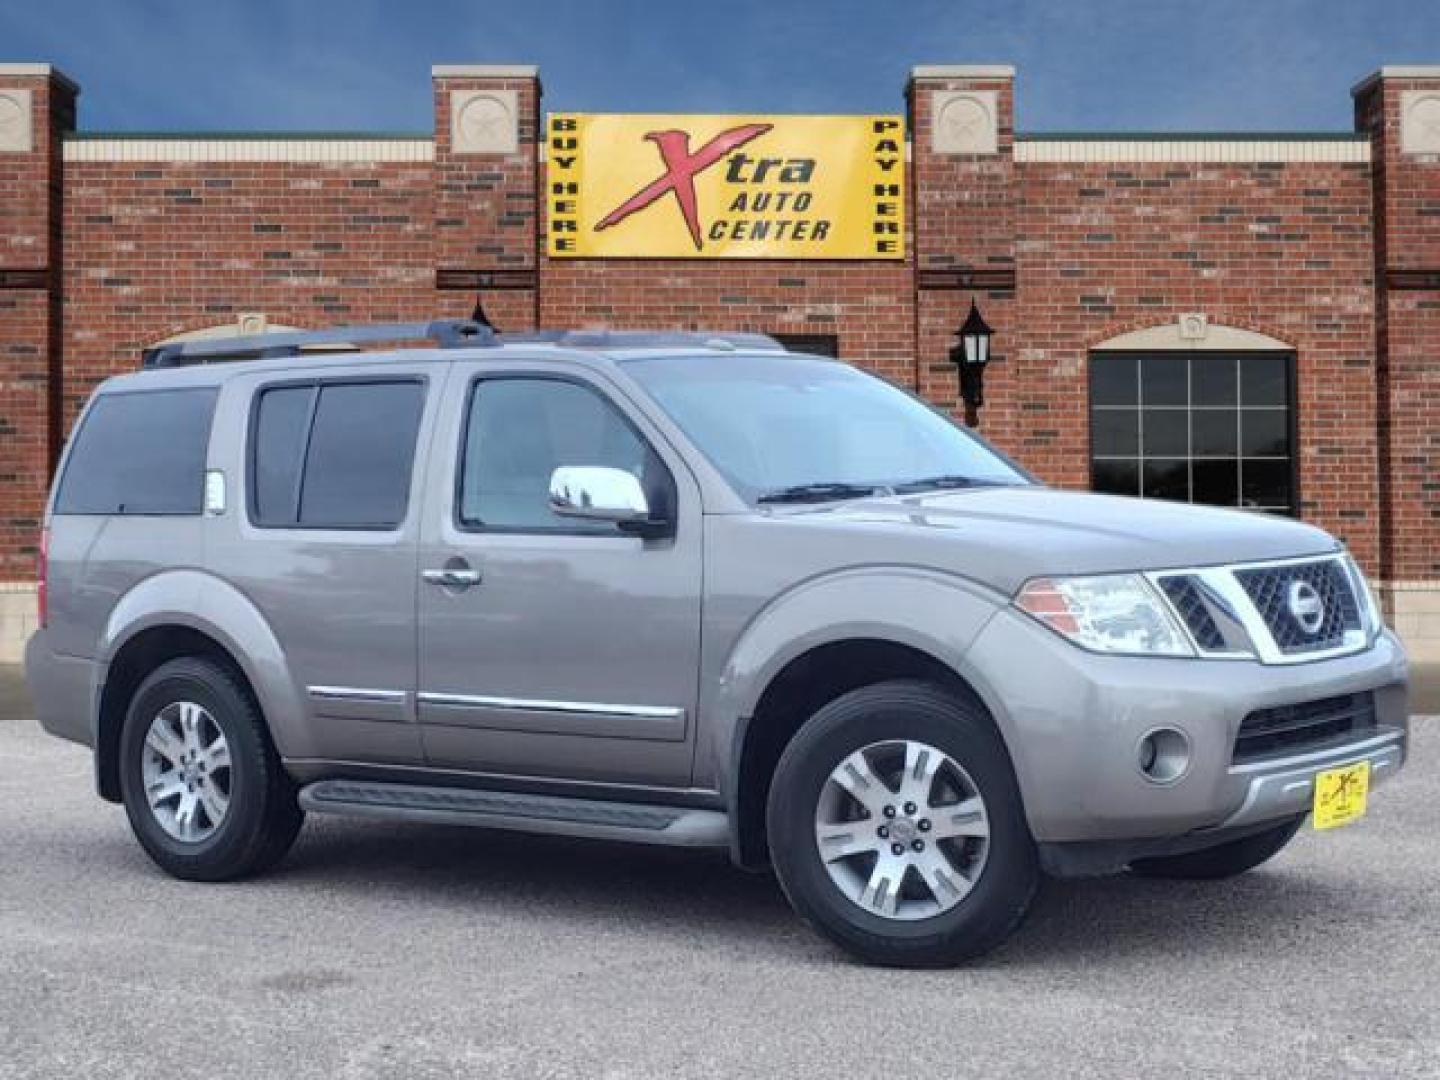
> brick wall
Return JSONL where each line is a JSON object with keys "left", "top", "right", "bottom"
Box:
{"left": 0, "top": 68, "right": 73, "bottom": 582}
{"left": 61, "top": 156, "right": 445, "bottom": 425}
{"left": 539, "top": 258, "right": 915, "bottom": 385}
{"left": 910, "top": 69, "right": 1017, "bottom": 431}
{"left": 432, "top": 69, "right": 540, "bottom": 330}
{"left": 1356, "top": 70, "right": 1440, "bottom": 652}
{"left": 1010, "top": 155, "right": 1379, "bottom": 569}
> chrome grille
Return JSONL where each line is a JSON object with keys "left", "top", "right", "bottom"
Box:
{"left": 1157, "top": 575, "right": 1226, "bottom": 651}
{"left": 1233, "top": 692, "right": 1377, "bottom": 764}
{"left": 1233, "top": 558, "right": 1361, "bottom": 655}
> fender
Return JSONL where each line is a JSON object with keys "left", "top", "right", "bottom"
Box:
{"left": 99, "top": 569, "right": 309, "bottom": 758}
{"left": 702, "top": 564, "right": 1016, "bottom": 799}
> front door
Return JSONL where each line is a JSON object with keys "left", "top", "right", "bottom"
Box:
{"left": 415, "top": 362, "right": 703, "bottom": 788}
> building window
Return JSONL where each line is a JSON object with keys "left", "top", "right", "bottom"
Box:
{"left": 1089, "top": 351, "right": 1295, "bottom": 514}
{"left": 772, "top": 333, "right": 838, "bottom": 358}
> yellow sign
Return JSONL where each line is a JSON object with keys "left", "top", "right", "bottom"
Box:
{"left": 1313, "top": 761, "right": 1369, "bottom": 830}
{"left": 547, "top": 113, "right": 905, "bottom": 259}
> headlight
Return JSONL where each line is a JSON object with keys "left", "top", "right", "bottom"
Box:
{"left": 1342, "top": 554, "right": 1384, "bottom": 642}
{"left": 1015, "top": 573, "right": 1194, "bottom": 657}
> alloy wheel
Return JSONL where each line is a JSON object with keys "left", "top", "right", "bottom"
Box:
{"left": 814, "top": 738, "right": 990, "bottom": 921}
{"left": 140, "top": 701, "right": 232, "bottom": 843}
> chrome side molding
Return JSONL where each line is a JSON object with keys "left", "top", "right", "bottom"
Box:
{"left": 308, "top": 686, "right": 408, "bottom": 704}
{"left": 416, "top": 692, "right": 683, "bottom": 720}
{"left": 307, "top": 685, "right": 409, "bottom": 724}
{"left": 415, "top": 692, "right": 687, "bottom": 742}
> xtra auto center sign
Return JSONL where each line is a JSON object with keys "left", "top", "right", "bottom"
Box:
{"left": 546, "top": 114, "right": 905, "bottom": 259}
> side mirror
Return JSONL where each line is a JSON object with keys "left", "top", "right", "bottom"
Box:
{"left": 549, "top": 466, "right": 652, "bottom": 526}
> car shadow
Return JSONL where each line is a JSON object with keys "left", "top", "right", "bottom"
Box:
{"left": 218, "top": 817, "right": 1368, "bottom": 969}
{"left": 993, "top": 868, "right": 1359, "bottom": 969}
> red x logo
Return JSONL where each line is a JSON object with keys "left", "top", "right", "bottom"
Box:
{"left": 595, "top": 123, "right": 773, "bottom": 251}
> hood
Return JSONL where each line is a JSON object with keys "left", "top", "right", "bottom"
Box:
{"left": 769, "top": 486, "right": 1339, "bottom": 594}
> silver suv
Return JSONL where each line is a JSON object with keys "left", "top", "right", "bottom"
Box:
{"left": 25, "top": 320, "right": 1410, "bottom": 967}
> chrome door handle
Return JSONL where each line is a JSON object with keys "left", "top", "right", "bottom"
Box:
{"left": 422, "top": 567, "right": 481, "bottom": 589}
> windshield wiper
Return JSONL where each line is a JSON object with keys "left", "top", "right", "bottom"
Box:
{"left": 756, "top": 482, "right": 887, "bottom": 504}
{"left": 890, "top": 474, "right": 1011, "bottom": 494}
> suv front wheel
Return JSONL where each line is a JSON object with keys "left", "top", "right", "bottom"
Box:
{"left": 767, "top": 680, "right": 1038, "bottom": 967}
{"left": 118, "top": 656, "right": 303, "bottom": 881}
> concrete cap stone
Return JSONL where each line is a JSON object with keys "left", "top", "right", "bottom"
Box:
{"left": 432, "top": 65, "right": 539, "bottom": 79}
{"left": 0, "top": 63, "right": 78, "bottom": 92}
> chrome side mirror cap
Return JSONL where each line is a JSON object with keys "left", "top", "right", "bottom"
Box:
{"left": 549, "top": 466, "right": 651, "bottom": 524}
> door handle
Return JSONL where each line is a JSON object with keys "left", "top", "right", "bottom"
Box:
{"left": 422, "top": 565, "right": 481, "bottom": 589}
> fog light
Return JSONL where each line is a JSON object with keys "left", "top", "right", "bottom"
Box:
{"left": 1137, "top": 728, "right": 1190, "bottom": 784}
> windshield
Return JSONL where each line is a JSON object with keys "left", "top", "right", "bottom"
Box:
{"left": 623, "top": 353, "right": 1031, "bottom": 503}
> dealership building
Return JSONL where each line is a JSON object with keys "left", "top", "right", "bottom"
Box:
{"left": 0, "top": 61, "right": 1437, "bottom": 661}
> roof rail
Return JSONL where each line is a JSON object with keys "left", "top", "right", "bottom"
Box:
{"left": 142, "top": 319, "right": 496, "bottom": 368}
{"left": 501, "top": 330, "right": 786, "bottom": 352}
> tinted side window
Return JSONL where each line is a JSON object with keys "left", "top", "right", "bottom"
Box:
{"left": 56, "top": 388, "right": 217, "bottom": 515}
{"left": 251, "top": 380, "right": 425, "bottom": 529}
{"left": 251, "top": 386, "right": 314, "bottom": 525}
{"left": 459, "top": 379, "right": 654, "bottom": 532}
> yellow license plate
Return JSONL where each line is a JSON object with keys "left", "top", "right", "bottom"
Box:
{"left": 1313, "top": 761, "right": 1370, "bottom": 830}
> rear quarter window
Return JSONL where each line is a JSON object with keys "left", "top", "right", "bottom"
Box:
{"left": 54, "top": 388, "right": 218, "bottom": 515}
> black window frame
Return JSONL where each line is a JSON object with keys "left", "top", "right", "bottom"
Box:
{"left": 53, "top": 386, "right": 219, "bottom": 517}
{"left": 1087, "top": 349, "right": 1299, "bottom": 515}
{"left": 246, "top": 374, "right": 429, "bottom": 532}
{"left": 453, "top": 372, "right": 677, "bottom": 537}
{"left": 772, "top": 333, "right": 839, "bottom": 358}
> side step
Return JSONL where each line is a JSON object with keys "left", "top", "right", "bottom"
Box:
{"left": 298, "top": 780, "right": 730, "bottom": 849}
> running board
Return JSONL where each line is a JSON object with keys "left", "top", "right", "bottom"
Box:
{"left": 298, "top": 780, "right": 730, "bottom": 848}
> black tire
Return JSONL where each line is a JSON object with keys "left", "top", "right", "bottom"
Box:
{"left": 766, "top": 679, "right": 1038, "bottom": 968}
{"left": 118, "top": 656, "right": 303, "bottom": 882}
{"left": 1128, "top": 815, "right": 1305, "bottom": 880}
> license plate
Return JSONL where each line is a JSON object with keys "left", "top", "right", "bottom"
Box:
{"left": 1313, "top": 761, "right": 1370, "bottom": 830}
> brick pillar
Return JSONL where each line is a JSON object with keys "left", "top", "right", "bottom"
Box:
{"left": 431, "top": 65, "right": 541, "bottom": 330}
{"left": 0, "top": 64, "right": 75, "bottom": 651}
{"left": 1354, "top": 66, "right": 1440, "bottom": 660}
{"left": 907, "top": 66, "right": 1022, "bottom": 456}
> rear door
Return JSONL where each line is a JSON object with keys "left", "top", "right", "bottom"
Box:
{"left": 207, "top": 363, "right": 438, "bottom": 765}
{"left": 415, "top": 360, "right": 703, "bottom": 787}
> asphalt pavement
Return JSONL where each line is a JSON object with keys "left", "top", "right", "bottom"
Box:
{"left": 1, "top": 666, "right": 1436, "bottom": 1079}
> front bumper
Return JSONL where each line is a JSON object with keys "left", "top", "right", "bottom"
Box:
{"left": 1222, "top": 727, "right": 1404, "bottom": 828}
{"left": 964, "top": 609, "right": 1409, "bottom": 844}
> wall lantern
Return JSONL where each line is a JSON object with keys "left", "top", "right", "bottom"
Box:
{"left": 949, "top": 299, "right": 994, "bottom": 425}
{"left": 471, "top": 296, "right": 498, "bottom": 333}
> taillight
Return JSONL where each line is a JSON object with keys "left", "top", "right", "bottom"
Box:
{"left": 37, "top": 525, "right": 49, "bottom": 629}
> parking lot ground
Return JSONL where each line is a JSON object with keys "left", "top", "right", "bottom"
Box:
{"left": 1, "top": 665, "right": 1437, "bottom": 1080}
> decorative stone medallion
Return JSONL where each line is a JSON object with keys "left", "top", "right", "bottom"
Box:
{"left": 932, "top": 90, "right": 998, "bottom": 155}
{"left": 1400, "top": 91, "right": 1440, "bottom": 155}
{"left": 0, "top": 89, "right": 33, "bottom": 153}
{"left": 1178, "top": 313, "right": 1209, "bottom": 341}
{"left": 451, "top": 89, "right": 519, "bottom": 155}
{"left": 237, "top": 312, "right": 268, "bottom": 336}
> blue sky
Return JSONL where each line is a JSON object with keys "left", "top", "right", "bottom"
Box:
{"left": 3, "top": 0, "right": 1436, "bottom": 133}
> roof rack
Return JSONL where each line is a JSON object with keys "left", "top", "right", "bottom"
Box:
{"left": 504, "top": 330, "right": 785, "bottom": 352}
{"left": 142, "top": 319, "right": 496, "bottom": 368}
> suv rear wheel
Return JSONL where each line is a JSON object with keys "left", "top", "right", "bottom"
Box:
{"left": 766, "top": 680, "right": 1037, "bottom": 967}
{"left": 118, "top": 657, "right": 303, "bottom": 881}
